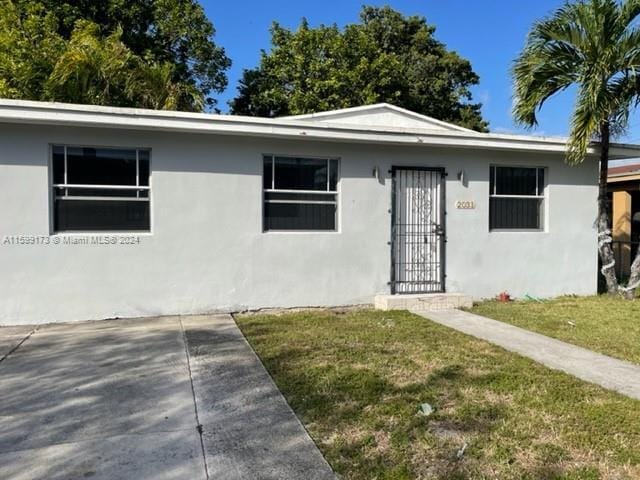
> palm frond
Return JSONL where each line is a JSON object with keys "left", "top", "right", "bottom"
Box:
{"left": 513, "top": 14, "right": 584, "bottom": 126}
{"left": 514, "top": 0, "right": 640, "bottom": 164}
{"left": 567, "top": 82, "right": 605, "bottom": 164}
{"left": 618, "top": 0, "right": 640, "bottom": 29}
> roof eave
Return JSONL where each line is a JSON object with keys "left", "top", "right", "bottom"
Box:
{"left": 1, "top": 100, "right": 639, "bottom": 159}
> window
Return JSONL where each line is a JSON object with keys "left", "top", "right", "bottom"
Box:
{"left": 489, "top": 165, "right": 545, "bottom": 230}
{"left": 51, "top": 145, "right": 151, "bottom": 232}
{"left": 263, "top": 155, "right": 339, "bottom": 231}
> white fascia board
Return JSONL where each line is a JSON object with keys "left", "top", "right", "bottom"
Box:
{"left": 1, "top": 99, "right": 640, "bottom": 159}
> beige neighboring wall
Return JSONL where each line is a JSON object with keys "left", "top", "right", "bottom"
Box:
{"left": 613, "top": 191, "right": 633, "bottom": 275}
{"left": 608, "top": 164, "right": 640, "bottom": 277}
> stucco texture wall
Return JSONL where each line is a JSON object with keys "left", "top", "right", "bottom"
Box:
{"left": 0, "top": 124, "right": 598, "bottom": 324}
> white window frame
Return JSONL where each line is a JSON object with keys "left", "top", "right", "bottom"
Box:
{"left": 50, "top": 144, "right": 152, "bottom": 233}
{"left": 262, "top": 154, "right": 340, "bottom": 233}
{"left": 489, "top": 165, "right": 546, "bottom": 232}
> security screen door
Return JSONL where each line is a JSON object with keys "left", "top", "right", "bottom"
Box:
{"left": 391, "top": 167, "right": 446, "bottom": 294}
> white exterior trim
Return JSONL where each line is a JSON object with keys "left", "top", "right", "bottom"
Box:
{"left": 1, "top": 99, "right": 639, "bottom": 158}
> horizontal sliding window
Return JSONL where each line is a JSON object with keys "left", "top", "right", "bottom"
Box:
{"left": 263, "top": 155, "right": 339, "bottom": 231}
{"left": 489, "top": 165, "right": 545, "bottom": 230}
{"left": 52, "top": 145, "right": 151, "bottom": 232}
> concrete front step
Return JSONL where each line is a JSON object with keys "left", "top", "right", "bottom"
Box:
{"left": 374, "top": 293, "right": 472, "bottom": 311}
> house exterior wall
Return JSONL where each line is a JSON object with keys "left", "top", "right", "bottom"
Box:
{"left": 0, "top": 123, "right": 599, "bottom": 325}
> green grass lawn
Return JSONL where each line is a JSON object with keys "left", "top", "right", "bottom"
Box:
{"left": 469, "top": 296, "right": 640, "bottom": 365}
{"left": 236, "top": 309, "right": 640, "bottom": 480}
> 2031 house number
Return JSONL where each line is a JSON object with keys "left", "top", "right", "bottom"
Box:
{"left": 456, "top": 200, "right": 476, "bottom": 210}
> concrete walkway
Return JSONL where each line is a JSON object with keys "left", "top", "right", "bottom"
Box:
{"left": 412, "top": 309, "right": 640, "bottom": 401}
{"left": 0, "top": 314, "right": 335, "bottom": 480}
{"left": 183, "top": 315, "right": 335, "bottom": 480}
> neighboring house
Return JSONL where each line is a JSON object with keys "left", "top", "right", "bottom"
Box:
{"left": 608, "top": 163, "right": 640, "bottom": 277}
{"left": 1, "top": 100, "right": 640, "bottom": 325}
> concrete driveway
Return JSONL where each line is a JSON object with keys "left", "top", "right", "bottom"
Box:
{"left": 0, "top": 315, "right": 335, "bottom": 480}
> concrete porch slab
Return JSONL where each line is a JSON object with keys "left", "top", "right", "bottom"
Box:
{"left": 374, "top": 293, "right": 472, "bottom": 311}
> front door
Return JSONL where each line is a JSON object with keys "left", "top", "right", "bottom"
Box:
{"left": 391, "top": 167, "right": 445, "bottom": 294}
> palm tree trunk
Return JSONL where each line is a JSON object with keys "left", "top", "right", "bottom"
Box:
{"left": 625, "top": 252, "right": 640, "bottom": 299}
{"left": 597, "top": 121, "right": 619, "bottom": 294}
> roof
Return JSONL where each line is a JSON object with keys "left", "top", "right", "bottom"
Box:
{"left": 608, "top": 162, "right": 640, "bottom": 185}
{"left": 1, "top": 99, "right": 639, "bottom": 159}
{"left": 609, "top": 163, "right": 640, "bottom": 177}
{"left": 280, "top": 103, "right": 474, "bottom": 133}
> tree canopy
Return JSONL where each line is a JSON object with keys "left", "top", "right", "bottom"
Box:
{"left": 0, "top": 0, "right": 230, "bottom": 110}
{"left": 230, "top": 6, "right": 488, "bottom": 131}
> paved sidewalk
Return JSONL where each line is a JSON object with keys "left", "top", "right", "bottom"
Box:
{"left": 412, "top": 309, "right": 640, "bottom": 401}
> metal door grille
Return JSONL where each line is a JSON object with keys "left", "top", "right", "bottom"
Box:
{"left": 391, "top": 167, "right": 445, "bottom": 294}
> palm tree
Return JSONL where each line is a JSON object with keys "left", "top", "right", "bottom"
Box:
{"left": 45, "top": 22, "right": 136, "bottom": 106}
{"left": 513, "top": 0, "right": 640, "bottom": 298}
{"left": 44, "top": 20, "right": 204, "bottom": 112}
{"left": 126, "top": 61, "right": 205, "bottom": 112}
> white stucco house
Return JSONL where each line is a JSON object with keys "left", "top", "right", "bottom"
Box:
{"left": 1, "top": 99, "right": 639, "bottom": 325}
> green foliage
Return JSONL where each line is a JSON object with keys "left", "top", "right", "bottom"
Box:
{"left": 0, "top": 0, "right": 229, "bottom": 110}
{"left": 44, "top": 21, "right": 137, "bottom": 106}
{"left": 513, "top": 0, "right": 640, "bottom": 164}
{"left": 230, "top": 6, "right": 488, "bottom": 132}
{"left": 0, "top": 1, "right": 65, "bottom": 100}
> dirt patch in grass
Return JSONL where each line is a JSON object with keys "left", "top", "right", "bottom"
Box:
{"left": 236, "top": 309, "right": 640, "bottom": 480}
{"left": 469, "top": 295, "right": 640, "bottom": 364}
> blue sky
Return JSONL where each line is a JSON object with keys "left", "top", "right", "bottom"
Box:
{"left": 203, "top": 0, "right": 640, "bottom": 144}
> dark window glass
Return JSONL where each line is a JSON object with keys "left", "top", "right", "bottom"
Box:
{"left": 329, "top": 159, "right": 339, "bottom": 191}
{"left": 263, "top": 156, "right": 273, "bottom": 189}
{"left": 265, "top": 192, "right": 335, "bottom": 202}
{"left": 52, "top": 146, "right": 65, "bottom": 184}
{"left": 263, "top": 155, "right": 338, "bottom": 231}
{"left": 54, "top": 200, "right": 150, "bottom": 232}
{"left": 264, "top": 203, "right": 336, "bottom": 231}
{"left": 490, "top": 198, "right": 542, "bottom": 229}
{"left": 138, "top": 150, "right": 150, "bottom": 187}
{"left": 489, "top": 166, "right": 544, "bottom": 230}
{"left": 274, "top": 157, "right": 328, "bottom": 191}
{"left": 494, "top": 166, "right": 538, "bottom": 196}
{"left": 64, "top": 188, "right": 140, "bottom": 198}
{"left": 52, "top": 146, "right": 151, "bottom": 232}
{"left": 489, "top": 166, "right": 495, "bottom": 195}
{"left": 66, "top": 147, "right": 137, "bottom": 185}
{"left": 537, "top": 168, "right": 545, "bottom": 195}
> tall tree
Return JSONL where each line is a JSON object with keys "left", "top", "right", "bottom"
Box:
{"left": 230, "top": 6, "right": 488, "bottom": 132}
{"left": 513, "top": 0, "right": 640, "bottom": 298}
{"left": 0, "top": 0, "right": 230, "bottom": 110}
{"left": 0, "top": 1, "right": 64, "bottom": 100}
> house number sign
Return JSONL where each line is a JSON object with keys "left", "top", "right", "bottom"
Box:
{"left": 456, "top": 200, "right": 476, "bottom": 210}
